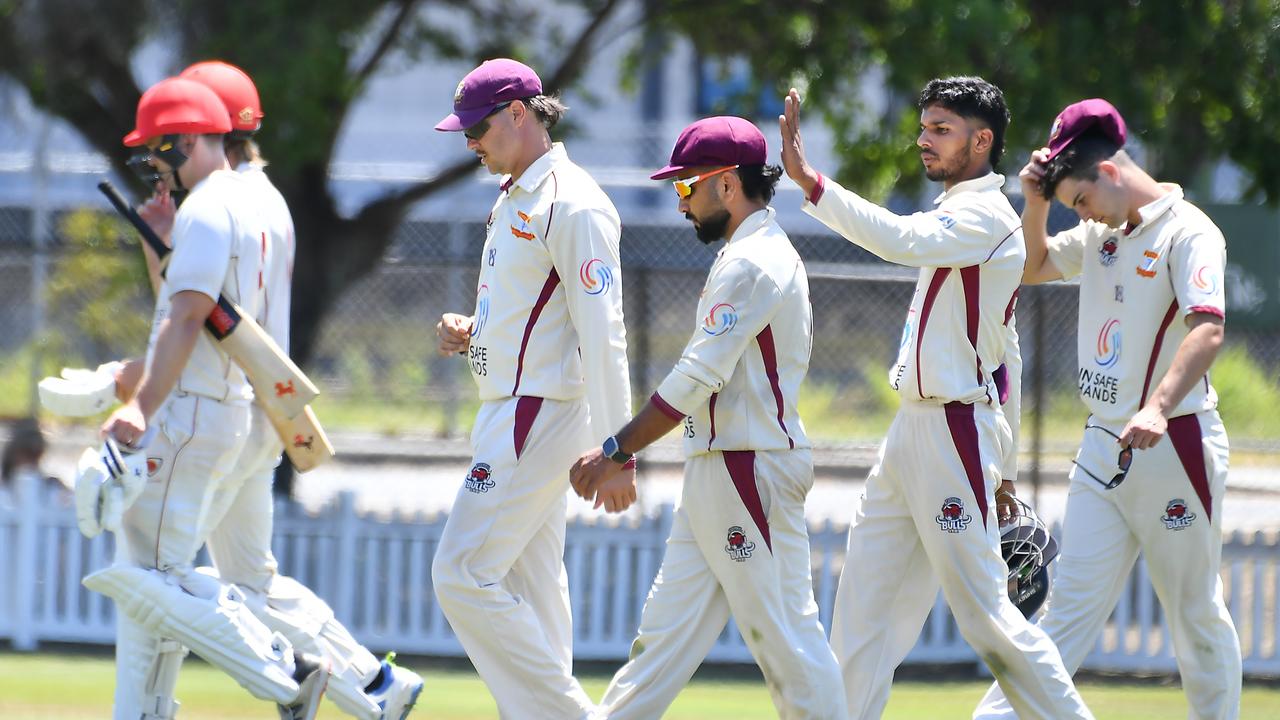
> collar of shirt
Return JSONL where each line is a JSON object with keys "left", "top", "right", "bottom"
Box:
{"left": 724, "top": 206, "right": 775, "bottom": 247}
{"left": 931, "top": 172, "right": 1006, "bottom": 206}
{"left": 1126, "top": 183, "right": 1184, "bottom": 236}
{"left": 500, "top": 142, "right": 568, "bottom": 195}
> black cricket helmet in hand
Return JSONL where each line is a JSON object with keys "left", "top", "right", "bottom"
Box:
{"left": 1000, "top": 495, "right": 1060, "bottom": 619}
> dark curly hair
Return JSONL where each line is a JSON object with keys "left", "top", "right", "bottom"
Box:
{"left": 917, "top": 76, "right": 1011, "bottom": 169}
{"left": 737, "top": 164, "right": 783, "bottom": 204}
{"left": 1039, "top": 129, "right": 1124, "bottom": 200}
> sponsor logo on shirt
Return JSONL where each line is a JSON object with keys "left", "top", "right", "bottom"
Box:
{"left": 579, "top": 258, "right": 614, "bottom": 296}
{"left": 1160, "top": 498, "right": 1196, "bottom": 530}
{"left": 701, "top": 302, "right": 738, "bottom": 336}
{"left": 464, "top": 463, "right": 495, "bottom": 494}
{"left": 725, "top": 525, "right": 756, "bottom": 561}
{"left": 932, "top": 211, "right": 957, "bottom": 230}
{"left": 1136, "top": 250, "right": 1160, "bottom": 278}
{"left": 1095, "top": 318, "right": 1121, "bottom": 368}
{"left": 1193, "top": 265, "right": 1219, "bottom": 294}
{"left": 1099, "top": 237, "right": 1119, "bottom": 266}
{"left": 473, "top": 284, "right": 491, "bottom": 338}
{"left": 936, "top": 497, "right": 973, "bottom": 533}
{"left": 899, "top": 309, "right": 916, "bottom": 351}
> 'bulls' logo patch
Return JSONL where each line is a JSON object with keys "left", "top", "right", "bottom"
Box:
{"left": 724, "top": 525, "right": 756, "bottom": 562}
{"left": 1099, "top": 237, "right": 1119, "bottom": 266}
{"left": 146, "top": 458, "right": 163, "bottom": 478}
{"left": 936, "top": 496, "right": 973, "bottom": 533}
{"left": 1160, "top": 498, "right": 1196, "bottom": 531}
{"left": 465, "top": 463, "right": 495, "bottom": 494}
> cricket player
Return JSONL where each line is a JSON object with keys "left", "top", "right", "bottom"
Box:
{"left": 87, "top": 76, "right": 328, "bottom": 719}
{"left": 779, "top": 78, "right": 1093, "bottom": 720}
{"left": 571, "top": 116, "right": 847, "bottom": 719}
{"left": 116, "top": 60, "right": 424, "bottom": 720}
{"left": 431, "top": 58, "right": 633, "bottom": 718}
{"left": 974, "top": 99, "right": 1241, "bottom": 720}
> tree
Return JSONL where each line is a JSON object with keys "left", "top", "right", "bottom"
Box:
{"left": 0, "top": 0, "right": 629, "bottom": 366}
{"left": 656, "top": 0, "right": 1280, "bottom": 203}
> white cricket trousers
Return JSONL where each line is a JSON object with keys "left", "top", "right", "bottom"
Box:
{"left": 598, "top": 448, "right": 847, "bottom": 720}
{"left": 114, "top": 393, "right": 249, "bottom": 718}
{"left": 974, "top": 409, "right": 1239, "bottom": 720}
{"left": 432, "top": 395, "right": 594, "bottom": 719}
{"left": 203, "top": 405, "right": 383, "bottom": 714}
{"left": 832, "top": 400, "right": 1092, "bottom": 720}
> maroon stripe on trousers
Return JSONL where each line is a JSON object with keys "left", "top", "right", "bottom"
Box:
{"left": 511, "top": 269, "right": 561, "bottom": 395}
{"left": 915, "top": 267, "right": 952, "bottom": 400}
{"left": 513, "top": 396, "right": 544, "bottom": 460}
{"left": 707, "top": 392, "right": 719, "bottom": 451}
{"left": 1167, "top": 413, "right": 1214, "bottom": 522}
{"left": 1139, "top": 300, "right": 1179, "bottom": 408}
{"left": 723, "top": 450, "right": 771, "bottom": 552}
{"left": 755, "top": 325, "right": 795, "bottom": 449}
{"left": 944, "top": 401, "right": 989, "bottom": 530}
{"left": 960, "top": 265, "right": 982, "bottom": 384}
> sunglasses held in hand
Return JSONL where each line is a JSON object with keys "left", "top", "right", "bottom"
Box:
{"left": 1072, "top": 423, "right": 1134, "bottom": 489}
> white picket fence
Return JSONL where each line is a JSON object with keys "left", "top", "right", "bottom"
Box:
{"left": 1, "top": 471, "right": 1277, "bottom": 677}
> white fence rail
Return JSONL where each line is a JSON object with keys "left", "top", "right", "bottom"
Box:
{"left": 1, "top": 471, "right": 1277, "bottom": 677}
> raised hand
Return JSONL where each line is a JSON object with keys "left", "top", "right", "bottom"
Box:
{"left": 778, "top": 87, "right": 821, "bottom": 199}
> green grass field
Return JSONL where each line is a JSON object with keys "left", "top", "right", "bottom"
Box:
{"left": 2, "top": 652, "right": 1277, "bottom": 719}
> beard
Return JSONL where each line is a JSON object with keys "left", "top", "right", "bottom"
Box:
{"left": 924, "top": 144, "right": 972, "bottom": 183}
{"left": 687, "top": 208, "right": 731, "bottom": 244}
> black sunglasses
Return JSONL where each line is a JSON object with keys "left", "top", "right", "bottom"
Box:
{"left": 1071, "top": 423, "right": 1134, "bottom": 490}
{"left": 463, "top": 102, "right": 514, "bottom": 141}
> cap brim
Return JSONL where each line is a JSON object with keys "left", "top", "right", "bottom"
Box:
{"left": 434, "top": 105, "right": 501, "bottom": 133}
{"left": 649, "top": 164, "right": 688, "bottom": 181}
{"left": 122, "top": 129, "right": 149, "bottom": 147}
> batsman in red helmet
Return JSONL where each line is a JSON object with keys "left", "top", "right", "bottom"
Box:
{"left": 85, "top": 77, "right": 328, "bottom": 720}
{"left": 93, "top": 60, "right": 424, "bottom": 720}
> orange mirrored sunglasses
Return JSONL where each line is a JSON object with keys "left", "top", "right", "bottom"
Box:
{"left": 672, "top": 165, "right": 739, "bottom": 199}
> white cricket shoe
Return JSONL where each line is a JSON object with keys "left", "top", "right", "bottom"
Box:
{"left": 278, "top": 652, "right": 330, "bottom": 720}
{"left": 367, "top": 653, "right": 424, "bottom": 720}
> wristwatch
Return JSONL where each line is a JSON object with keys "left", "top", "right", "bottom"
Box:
{"left": 602, "top": 435, "right": 633, "bottom": 464}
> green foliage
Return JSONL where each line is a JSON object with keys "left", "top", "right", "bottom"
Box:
{"left": 657, "top": 0, "right": 1280, "bottom": 203}
{"left": 45, "top": 209, "right": 152, "bottom": 355}
{"left": 1211, "top": 344, "right": 1280, "bottom": 439}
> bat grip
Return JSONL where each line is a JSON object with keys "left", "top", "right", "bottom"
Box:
{"left": 97, "top": 180, "right": 171, "bottom": 261}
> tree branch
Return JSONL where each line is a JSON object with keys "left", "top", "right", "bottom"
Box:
{"left": 360, "top": 0, "right": 625, "bottom": 219}
{"left": 352, "top": 0, "right": 423, "bottom": 90}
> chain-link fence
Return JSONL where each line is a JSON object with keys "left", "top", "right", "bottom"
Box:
{"left": 4, "top": 205, "right": 1280, "bottom": 463}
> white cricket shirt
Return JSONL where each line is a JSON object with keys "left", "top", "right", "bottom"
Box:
{"left": 653, "top": 207, "right": 812, "bottom": 458}
{"left": 237, "top": 162, "right": 294, "bottom": 352}
{"left": 1046, "top": 184, "right": 1226, "bottom": 423}
{"left": 147, "top": 169, "right": 268, "bottom": 403}
{"left": 804, "top": 173, "right": 1025, "bottom": 407}
{"left": 466, "top": 143, "right": 632, "bottom": 442}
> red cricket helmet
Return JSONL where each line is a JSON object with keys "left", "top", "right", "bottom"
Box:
{"left": 123, "top": 77, "right": 233, "bottom": 147}
{"left": 180, "top": 60, "right": 264, "bottom": 134}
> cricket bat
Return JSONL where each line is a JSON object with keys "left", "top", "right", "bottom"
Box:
{"left": 262, "top": 402, "right": 335, "bottom": 472}
{"left": 98, "top": 180, "right": 317, "bottom": 420}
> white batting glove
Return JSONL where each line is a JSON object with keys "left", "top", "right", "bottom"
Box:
{"left": 74, "top": 428, "right": 152, "bottom": 538}
{"left": 38, "top": 361, "right": 123, "bottom": 417}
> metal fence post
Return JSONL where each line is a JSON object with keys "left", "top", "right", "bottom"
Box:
{"left": 631, "top": 266, "right": 651, "bottom": 408}
{"left": 1030, "top": 285, "right": 1047, "bottom": 505}
{"left": 28, "top": 117, "right": 51, "bottom": 415}
{"left": 12, "top": 469, "right": 41, "bottom": 651}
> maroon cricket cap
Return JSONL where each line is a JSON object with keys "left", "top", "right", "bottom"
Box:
{"left": 434, "top": 58, "right": 543, "bottom": 132}
{"left": 1045, "top": 98, "right": 1127, "bottom": 161}
{"left": 650, "top": 116, "right": 767, "bottom": 180}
